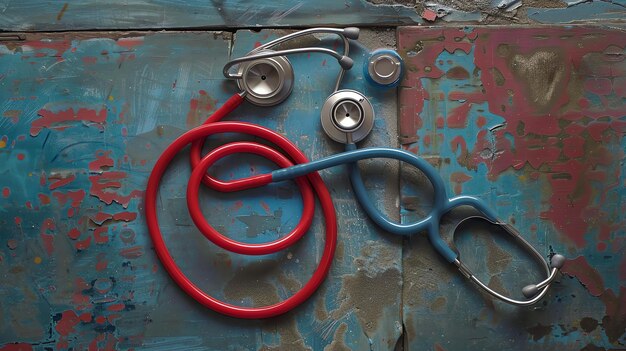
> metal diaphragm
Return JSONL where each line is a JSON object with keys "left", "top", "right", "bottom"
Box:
{"left": 237, "top": 51, "right": 294, "bottom": 106}
{"left": 321, "top": 89, "right": 374, "bottom": 144}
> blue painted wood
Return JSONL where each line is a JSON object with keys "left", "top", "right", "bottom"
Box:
{"left": 0, "top": 29, "right": 402, "bottom": 350}
{"left": 0, "top": 0, "right": 422, "bottom": 31}
{"left": 529, "top": 1, "right": 626, "bottom": 23}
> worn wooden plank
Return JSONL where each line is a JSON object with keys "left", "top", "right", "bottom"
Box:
{"left": 1, "top": 0, "right": 625, "bottom": 32}
{"left": 398, "top": 25, "right": 625, "bottom": 350}
{"left": 0, "top": 28, "right": 402, "bottom": 350}
{"left": 0, "top": 0, "right": 423, "bottom": 31}
{"left": 529, "top": 1, "right": 626, "bottom": 24}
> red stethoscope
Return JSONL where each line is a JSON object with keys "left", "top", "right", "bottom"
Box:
{"left": 145, "top": 27, "right": 360, "bottom": 319}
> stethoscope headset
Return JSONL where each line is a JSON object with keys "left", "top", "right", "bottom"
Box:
{"left": 145, "top": 27, "right": 565, "bottom": 319}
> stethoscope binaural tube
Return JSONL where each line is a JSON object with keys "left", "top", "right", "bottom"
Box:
{"left": 223, "top": 27, "right": 360, "bottom": 105}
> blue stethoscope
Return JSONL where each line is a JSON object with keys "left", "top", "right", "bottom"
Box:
{"left": 148, "top": 27, "right": 565, "bottom": 318}
{"left": 222, "top": 27, "right": 565, "bottom": 306}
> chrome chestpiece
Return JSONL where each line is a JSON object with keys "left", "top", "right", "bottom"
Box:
{"left": 236, "top": 51, "right": 294, "bottom": 107}
{"left": 321, "top": 89, "right": 374, "bottom": 144}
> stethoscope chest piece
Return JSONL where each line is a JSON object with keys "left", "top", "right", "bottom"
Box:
{"left": 364, "top": 49, "right": 404, "bottom": 88}
{"left": 321, "top": 89, "right": 374, "bottom": 144}
{"left": 237, "top": 51, "right": 294, "bottom": 106}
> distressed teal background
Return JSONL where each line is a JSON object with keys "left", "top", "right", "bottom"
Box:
{"left": 1, "top": 1, "right": 625, "bottom": 351}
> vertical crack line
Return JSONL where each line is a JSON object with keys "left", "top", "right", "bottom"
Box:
{"left": 228, "top": 30, "right": 235, "bottom": 62}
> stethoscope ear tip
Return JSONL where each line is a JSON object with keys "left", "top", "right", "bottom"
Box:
{"left": 522, "top": 284, "right": 539, "bottom": 299}
{"left": 339, "top": 56, "right": 354, "bottom": 70}
{"left": 550, "top": 254, "right": 566, "bottom": 269}
{"left": 343, "top": 27, "right": 360, "bottom": 40}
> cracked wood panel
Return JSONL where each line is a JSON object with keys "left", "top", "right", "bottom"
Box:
{"left": 0, "top": 29, "right": 402, "bottom": 350}
{"left": 398, "top": 26, "right": 625, "bottom": 350}
{"left": 0, "top": 0, "right": 424, "bottom": 31}
{"left": 0, "top": 0, "right": 625, "bottom": 32}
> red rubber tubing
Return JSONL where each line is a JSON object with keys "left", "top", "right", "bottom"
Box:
{"left": 145, "top": 94, "right": 337, "bottom": 318}
{"left": 187, "top": 141, "right": 315, "bottom": 255}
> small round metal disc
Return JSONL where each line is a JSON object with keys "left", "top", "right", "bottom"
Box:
{"left": 321, "top": 90, "right": 374, "bottom": 144}
{"left": 237, "top": 51, "right": 294, "bottom": 106}
{"left": 364, "top": 50, "right": 404, "bottom": 87}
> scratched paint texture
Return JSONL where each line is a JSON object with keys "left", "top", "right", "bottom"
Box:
{"left": 398, "top": 26, "right": 625, "bottom": 350}
{"left": 0, "top": 29, "right": 402, "bottom": 350}
{"left": 0, "top": 0, "right": 625, "bottom": 31}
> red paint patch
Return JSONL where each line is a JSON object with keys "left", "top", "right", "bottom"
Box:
{"left": 14, "top": 217, "right": 22, "bottom": 226}
{"left": 96, "top": 259, "right": 108, "bottom": 271}
{"left": 186, "top": 90, "right": 218, "bottom": 126}
{"left": 17, "top": 153, "right": 25, "bottom": 160}
{"left": 436, "top": 116, "right": 444, "bottom": 129}
{"left": 450, "top": 172, "right": 472, "bottom": 195}
{"left": 79, "top": 312, "right": 92, "bottom": 323}
{"left": 31, "top": 107, "right": 107, "bottom": 136}
{"left": 49, "top": 174, "right": 76, "bottom": 190}
{"left": 561, "top": 256, "right": 604, "bottom": 297}
{"left": 423, "top": 135, "right": 431, "bottom": 147}
{"left": 94, "top": 227, "right": 109, "bottom": 244}
{"left": 119, "top": 246, "right": 143, "bottom": 259}
{"left": 39, "top": 218, "right": 55, "bottom": 255}
{"left": 2, "top": 187, "right": 10, "bottom": 197}
{"left": 52, "top": 189, "right": 85, "bottom": 207}
{"left": 89, "top": 150, "right": 114, "bottom": 172}
{"left": 476, "top": 116, "right": 487, "bottom": 128}
{"left": 75, "top": 236, "right": 92, "bottom": 251}
{"left": 55, "top": 310, "right": 80, "bottom": 336}
{"left": 41, "top": 233, "right": 54, "bottom": 255}
{"left": 446, "top": 102, "right": 472, "bottom": 129}
{"left": 23, "top": 40, "right": 71, "bottom": 62}
{"left": 260, "top": 200, "right": 271, "bottom": 215}
{"left": 38, "top": 193, "right": 50, "bottom": 205}
{"left": 93, "top": 211, "right": 137, "bottom": 224}
{"left": 446, "top": 66, "right": 470, "bottom": 80}
{"left": 116, "top": 37, "right": 144, "bottom": 49}
{"left": 421, "top": 9, "right": 437, "bottom": 22}
{"left": 89, "top": 172, "right": 142, "bottom": 208}
{"left": 232, "top": 200, "right": 243, "bottom": 211}
{"left": 68, "top": 228, "right": 81, "bottom": 240}
{"left": 107, "top": 303, "right": 125, "bottom": 312}
{"left": 113, "top": 211, "right": 136, "bottom": 221}
{"left": 92, "top": 212, "right": 112, "bottom": 224}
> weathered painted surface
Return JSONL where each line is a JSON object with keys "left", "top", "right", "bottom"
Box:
{"left": 0, "top": 0, "right": 625, "bottom": 32}
{"left": 398, "top": 26, "right": 625, "bottom": 350}
{"left": 0, "top": 0, "right": 423, "bottom": 31}
{"left": 0, "top": 30, "right": 402, "bottom": 350}
{"left": 529, "top": 1, "right": 626, "bottom": 24}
